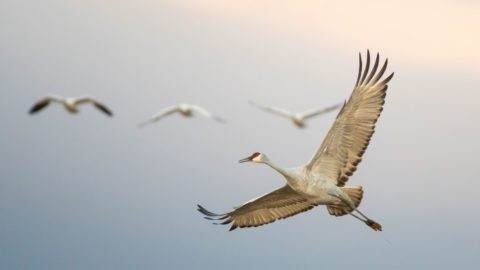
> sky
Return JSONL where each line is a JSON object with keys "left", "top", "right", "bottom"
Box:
{"left": 0, "top": 0, "right": 479, "bottom": 269}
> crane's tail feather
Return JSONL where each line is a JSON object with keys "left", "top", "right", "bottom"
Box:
{"left": 327, "top": 186, "right": 383, "bottom": 232}
{"left": 326, "top": 185, "right": 363, "bottom": 216}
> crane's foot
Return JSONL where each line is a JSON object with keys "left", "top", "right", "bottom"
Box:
{"left": 366, "top": 219, "right": 382, "bottom": 231}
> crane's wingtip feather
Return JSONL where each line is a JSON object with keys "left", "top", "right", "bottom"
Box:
{"left": 197, "top": 204, "right": 224, "bottom": 217}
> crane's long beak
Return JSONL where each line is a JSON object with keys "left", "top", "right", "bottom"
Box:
{"left": 239, "top": 156, "right": 251, "bottom": 163}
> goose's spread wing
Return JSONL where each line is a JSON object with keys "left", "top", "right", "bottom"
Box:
{"left": 138, "top": 106, "right": 179, "bottom": 127}
{"left": 74, "top": 97, "right": 113, "bottom": 116}
{"left": 198, "top": 185, "right": 318, "bottom": 230}
{"left": 306, "top": 51, "right": 394, "bottom": 186}
{"left": 249, "top": 100, "right": 294, "bottom": 118}
{"left": 29, "top": 95, "right": 64, "bottom": 114}
{"left": 301, "top": 103, "right": 343, "bottom": 120}
{"left": 190, "top": 105, "right": 225, "bottom": 123}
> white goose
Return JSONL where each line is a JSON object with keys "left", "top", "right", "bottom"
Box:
{"left": 250, "top": 100, "right": 342, "bottom": 128}
{"left": 138, "top": 103, "right": 226, "bottom": 127}
{"left": 29, "top": 95, "right": 113, "bottom": 117}
{"left": 198, "top": 51, "right": 394, "bottom": 231}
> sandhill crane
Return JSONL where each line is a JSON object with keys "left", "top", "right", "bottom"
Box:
{"left": 250, "top": 100, "right": 342, "bottom": 128}
{"left": 198, "top": 51, "right": 393, "bottom": 231}
{"left": 29, "top": 95, "right": 113, "bottom": 117}
{"left": 138, "top": 103, "right": 226, "bottom": 127}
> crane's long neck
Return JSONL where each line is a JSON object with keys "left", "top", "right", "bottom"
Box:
{"left": 263, "top": 159, "right": 289, "bottom": 178}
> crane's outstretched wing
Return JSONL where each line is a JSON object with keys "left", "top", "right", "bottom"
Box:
{"left": 301, "top": 103, "right": 343, "bottom": 120}
{"left": 190, "top": 105, "right": 226, "bottom": 123}
{"left": 249, "top": 100, "right": 294, "bottom": 118}
{"left": 29, "top": 95, "right": 64, "bottom": 114}
{"left": 198, "top": 185, "right": 318, "bottom": 231}
{"left": 138, "top": 106, "right": 179, "bottom": 127}
{"left": 306, "top": 51, "right": 394, "bottom": 186}
{"left": 75, "top": 97, "right": 113, "bottom": 116}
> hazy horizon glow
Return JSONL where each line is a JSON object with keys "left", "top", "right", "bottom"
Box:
{"left": 168, "top": 0, "right": 480, "bottom": 73}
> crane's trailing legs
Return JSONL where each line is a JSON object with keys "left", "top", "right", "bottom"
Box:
{"left": 334, "top": 195, "right": 382, "bottom": 231}
{"left": 331, "top": 192, "right": 382, "bottom": 231}
{"left": 349, "top": 211, "right": 382, "bottom": 231}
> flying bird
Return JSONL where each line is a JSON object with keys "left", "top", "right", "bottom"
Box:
{"left": 250, "top": 100, "right": 342, "bottom": 128}
{"left": 138, "top": 103, "right": 226, "bottom": 127}
{"left": 29, "top": 95, "right": 113, "bottom": 116}
{"left": 198, "top": 51, "right": 394, "bottom": 231}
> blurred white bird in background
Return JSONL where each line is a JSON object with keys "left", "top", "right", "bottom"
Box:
{"left": 29, "top": 95, "right": 113, "bottom": 117}
{"left": 138, "top": 103, "right": 226, "bottom": 127}
{"left": 250, "top": 100, "right": 342, "bottom": 128}
{"left": 199, "top": 51, "right": 393, "bottom": 231}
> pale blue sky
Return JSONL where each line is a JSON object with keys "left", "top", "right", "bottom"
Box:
{"left": 0, "top": 1, "right": 479, "bottom": 269}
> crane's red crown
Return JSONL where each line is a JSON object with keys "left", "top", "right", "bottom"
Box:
{"left": 251, "top": 152, "right": 261, "bottom": 158}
